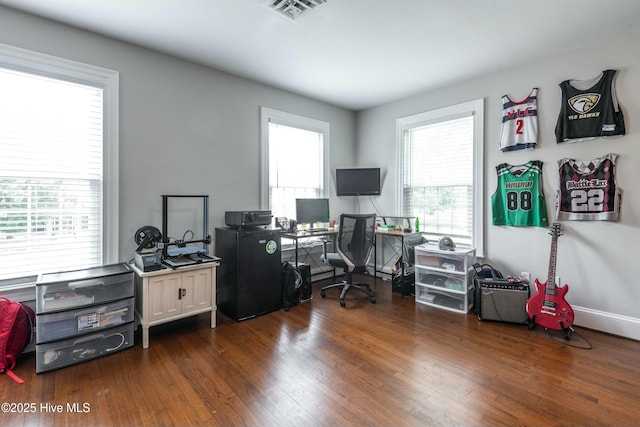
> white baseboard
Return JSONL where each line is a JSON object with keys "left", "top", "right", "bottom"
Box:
{"left": 573, "top": 305, "right": 640, "bottom": 341}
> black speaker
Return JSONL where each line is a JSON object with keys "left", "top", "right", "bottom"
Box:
{"left": 476, "top": 278, "right": 530, "bottom": 324}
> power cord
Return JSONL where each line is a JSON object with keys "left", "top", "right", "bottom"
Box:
{"left": 539, "top": 326, "right": 593, "bottom": 350}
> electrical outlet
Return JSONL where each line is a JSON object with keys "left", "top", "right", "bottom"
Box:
{"left": 521, "top": 272, "right": 531, "bottom": 282}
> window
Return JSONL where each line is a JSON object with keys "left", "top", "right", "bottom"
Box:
{"left": 396, "top": 99, "right": 484, "bottom": 255}
{"left": 0, "top": 44, "right": 119, "bottom": 280}
{"left": 260, "top": 107, "right": 329, "bottom": 220}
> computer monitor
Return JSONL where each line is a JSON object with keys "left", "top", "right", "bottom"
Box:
{"left": 295, "top": 198, "right": 330, "bottom": 225}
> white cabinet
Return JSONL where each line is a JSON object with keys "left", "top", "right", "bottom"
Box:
{"left": 132, "top": 262, "right": 218, "bottom": 348}
{"left": 414, "top": 244, "right": 476, "bottom": 313}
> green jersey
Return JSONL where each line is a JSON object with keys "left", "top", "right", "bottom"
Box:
{"left": 491, "top": 161, "right": 549, "bottom": 227}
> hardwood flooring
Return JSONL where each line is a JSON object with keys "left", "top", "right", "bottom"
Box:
{"left": 3, "top": 276, "right": 640, "bottom": 427}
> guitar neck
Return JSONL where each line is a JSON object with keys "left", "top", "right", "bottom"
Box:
{"left": 547, "top": 239, "right": 557, "bottom": 288}
{"left": 546, "top": 224, "right": 561, "bottom": 291}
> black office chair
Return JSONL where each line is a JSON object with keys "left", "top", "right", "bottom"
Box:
{"left": 320, "top": 213, "right": 377, "bottom": 307}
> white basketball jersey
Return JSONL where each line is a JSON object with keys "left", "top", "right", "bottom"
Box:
{"left": 500, "top": 88, "right": 538, "bottom": 152}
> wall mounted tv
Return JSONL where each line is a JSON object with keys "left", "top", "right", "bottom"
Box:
{"left": 335, "top": 168, "right": 381, "bottom": 196}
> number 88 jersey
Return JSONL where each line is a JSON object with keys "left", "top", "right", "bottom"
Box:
{"left": 491, "top": 160, "right": 549, "bottom": 227}
{"left": 556, "top": 153, "right": 621, "bottom": 221}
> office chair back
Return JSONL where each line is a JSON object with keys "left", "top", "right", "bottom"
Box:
{"left": 337, "top": 213, "right": 376, "bottom": 273}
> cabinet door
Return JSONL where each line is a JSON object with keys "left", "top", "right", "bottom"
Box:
{"left": 148, "top": 273, "right": 182, "bottom": 322}
{"left": 180, "top": 268, "right": 212, "bottom": 315}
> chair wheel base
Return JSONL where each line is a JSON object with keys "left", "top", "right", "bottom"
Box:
{"left": 340, "top": 299, "right": 346, "bottom": 308}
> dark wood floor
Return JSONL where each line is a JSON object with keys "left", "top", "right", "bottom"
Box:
{"left": 3, "top": 276, "right": 640, "bottom": 427}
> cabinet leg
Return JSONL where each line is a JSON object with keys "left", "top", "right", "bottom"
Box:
{"left": 211, "top": 309, "right": 216, "bottom": 328}
{"left": 142, "top": 326, "right": 149, "bottom": 349}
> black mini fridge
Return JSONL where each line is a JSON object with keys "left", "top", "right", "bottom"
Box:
{"left": 215, "top": 227, "right": 283, "bottom": 321}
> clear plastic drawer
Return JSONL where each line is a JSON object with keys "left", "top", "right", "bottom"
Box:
{"left": 37, "top": 270, "right": 134, "bottom": 313}
{"left": 36, "top": 297, "right": 134, "bottom": 343}
{"left": 415, "top": 285, "right": 474, "bottom": 313}
{"left": 415, "top": 267, "right": 467, "bottom": 292}
{"left": 36, "top": 322, "right": 134, "bottom": 373}
{"left": 414, "top": 245, "right": 475, "bottom": 273}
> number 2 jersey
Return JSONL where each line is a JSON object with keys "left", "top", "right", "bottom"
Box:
{"left": 500, "top": 87, "right": 538, "bottom": 152}
{"left": 556, "top": 153, "right": 621, "bottom": 221}
{"left": 491, "top": 161, "right": 549, "bottom": 227}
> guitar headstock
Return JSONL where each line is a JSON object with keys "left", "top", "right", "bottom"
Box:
{"left": 549, "top": 222, "right": 562, "bottom": 238}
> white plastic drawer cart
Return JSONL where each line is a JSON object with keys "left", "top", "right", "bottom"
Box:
{"left": 414, "top": 244, "right": 476, "bottom": 313}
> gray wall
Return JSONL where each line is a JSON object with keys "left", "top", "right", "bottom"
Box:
{"left": 357, "top": 28, "right": 640, "bottom": 339}
{"left": 2, "top": 6, "right": 639, "bottom": 339}
{"left": 0, "top": 6, "right": 357, "bottom": 259}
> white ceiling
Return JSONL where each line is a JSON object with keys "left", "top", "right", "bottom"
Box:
{"left": 2, "top": 0, "right": 640, "bottom": 110}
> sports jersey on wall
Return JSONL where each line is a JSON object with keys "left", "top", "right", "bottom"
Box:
{"left": 500, "top": 87, "right": 538, "bottom": 152}
{"left": 491, "top": 161, "right": 549, "bottom": 227}
{"left": 556, "top": 153, "right": 621, "bottom": 221}
{"left": 555, "top": 69, "right": 625, "bottom": 143}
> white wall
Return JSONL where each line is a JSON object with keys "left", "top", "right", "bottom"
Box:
{"left": 0, "top": 6, "right": 357, "bottom": 259}
{"left": 357, "top": 29, "right": 640, "bottom": 340}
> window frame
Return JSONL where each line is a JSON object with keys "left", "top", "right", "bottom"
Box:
{"left": 260, "top": 107, "right": 330, "bottom": 211}
{"left": 0, "top": 43, "right": 120, "bottom": 269}
{"left": 395, "top": 98, "right": 484, "bottom": 256}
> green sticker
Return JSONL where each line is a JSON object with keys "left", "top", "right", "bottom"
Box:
{"left": 265, "top": 240, "right": 277, "bottom": 255}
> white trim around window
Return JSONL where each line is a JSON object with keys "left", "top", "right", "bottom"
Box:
{"left": 0, "top": 43, "right": 120, "bottom": 265}
{"left": 396, "top": 98, "right": 484, "bottom": 256}
{"left": 259, "top": 107, "right": 330, "bottom": 210}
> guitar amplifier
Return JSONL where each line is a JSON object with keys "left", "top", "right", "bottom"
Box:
{"left": 476, "top": 278, "right": 530, "bottom": 324}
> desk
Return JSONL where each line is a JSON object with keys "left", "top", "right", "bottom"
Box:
{"left": 281, "top": 229, "right": 338, "bottom": 279}
{"left": 374, "top": 228, "right": 424, "bottom": 279}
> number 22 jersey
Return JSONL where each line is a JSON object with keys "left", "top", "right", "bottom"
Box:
{"left": 491, "top": 161, "right": 549, "bottom": 227}
{"left": 556, "top": 153, "right": 621, "bottom": 221}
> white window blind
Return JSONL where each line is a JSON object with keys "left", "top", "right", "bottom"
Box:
{"left": 403, "top": 116, "right": 473, "bottom": 244}
{"left": 397, "top": 99, "right": 484, "bottom": 253}
{"left": 260, "top": 107, "right": 330, "bottom": 221}
{"left": 0, "top": 68, "right": 103, "bottom": 280}
{"left": 269, "top": 122, "right": 324, "bottom": 219}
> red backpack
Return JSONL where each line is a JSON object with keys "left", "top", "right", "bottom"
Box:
{"left": 0, "top": 297, "right": 35, "bottom": 383}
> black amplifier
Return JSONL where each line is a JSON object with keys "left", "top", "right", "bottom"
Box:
{"left": 476, "top": 278, "right": 530, "bottom": 324}
{"left": 225, "top": 210, "right": 272, "bottom": 228}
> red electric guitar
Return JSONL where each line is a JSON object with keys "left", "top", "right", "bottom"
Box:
{"left": 526, "top": 223, "right": 574, "bottom": 334}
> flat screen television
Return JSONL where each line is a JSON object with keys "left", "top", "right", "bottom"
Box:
{"left": 336, "top": 168, "right": 381, "bottom": 196}
{"left": 295, "top": 198, "right": 330, "bottom": 225}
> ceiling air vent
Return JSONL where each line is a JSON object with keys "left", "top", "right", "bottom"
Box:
{"left": 259, "top": 0, "right": 328, "bottom": 20}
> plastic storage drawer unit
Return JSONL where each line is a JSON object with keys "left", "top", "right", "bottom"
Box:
{"left": 415, "top": 286, "right": 475, "bottom": 313}
{"left": 416, "top": 267, "right": 467, "bottom": 292}
{"left": 36, "top": 263, "right": 135, "bottom": 373}
{"left": 37, "top": 264, "right": 134, "bottom": 313}
{"left": 36, "top": 322, "right": 134, "bottom": 373}
{"left": 414, "top": 244, "right": 476, "bottom": 313}
{"left": 36, "top": 297, "right": 135, "bottom": 343}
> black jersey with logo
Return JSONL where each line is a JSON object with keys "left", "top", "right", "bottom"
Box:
{"left": 555, "top": 70, "right": 625, "bottom": 143}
